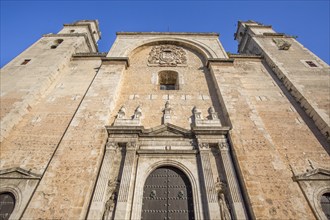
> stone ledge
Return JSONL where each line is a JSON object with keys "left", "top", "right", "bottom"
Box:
{"left": 137, "top": 149, "right": 198, "bottom": 155}
{"left": 102, "top": 57, "right": 130, "bottom": 68}
{"left": 229, "top": 54, "right": 263, "bottom": 60}
{"left": 192, "top": 126, "right": 230, "bottom": 135}
{"left": 207, "top": 58, "right": 234, "bottom": 68}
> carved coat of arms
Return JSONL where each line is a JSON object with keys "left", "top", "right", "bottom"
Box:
{"left": 148, "top": 45, "right": 187, "bottom": 66}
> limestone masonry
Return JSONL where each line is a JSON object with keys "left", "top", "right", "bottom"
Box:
{"left": 0, "top": 20, "right": 329, "bottom": 220}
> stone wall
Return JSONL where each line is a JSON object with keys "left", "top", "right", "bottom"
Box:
{"left": 211, "top": 57, "right": 330, "bottom": 219}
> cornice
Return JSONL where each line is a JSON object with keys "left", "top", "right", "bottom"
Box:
{"left": 116, "top": 32, "right": 219, "bottom": 37}
{"left": 101, "top": 57, "right": 130, "bottom": 68}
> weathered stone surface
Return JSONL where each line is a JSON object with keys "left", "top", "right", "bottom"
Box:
{"left": 1, "top": 20, "right": 329, "bottom": 220}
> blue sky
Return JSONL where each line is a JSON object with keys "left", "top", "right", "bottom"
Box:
{"left": 1, "top": 1, "right": 329, "bottom": 67}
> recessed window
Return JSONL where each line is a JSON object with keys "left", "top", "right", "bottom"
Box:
{"left": 70, "top": 29, "right": 75, "bottom": 33}
{"left": 21, "top": 59, "right": 31, "bottom": 65}
{"left": 0, "top": 192, "right": 15, "bottom": 220}
{"left": 305, "top": 61, "right": 318, "bottom": 67}
{"left": 321, "top": 193, "right": 330, "bottom": 219}
{"left": 159, "top": 70, "right": 179, "bottom": 90}
{"left": 50, "top": 39, "right": 64, "bottom": 49}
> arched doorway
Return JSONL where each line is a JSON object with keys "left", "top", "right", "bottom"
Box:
{"left": 141, "top": 166, "right": 195, "bottom": 220}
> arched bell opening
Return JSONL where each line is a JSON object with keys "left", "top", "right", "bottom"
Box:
{"left": 141, "top": 166, "right": 195, "bottom": 220}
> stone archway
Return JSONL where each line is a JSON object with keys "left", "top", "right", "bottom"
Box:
{"left": 141, "top": 166, "right": 195, "bottom": 220}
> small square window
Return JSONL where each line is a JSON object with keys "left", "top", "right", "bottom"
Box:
{"left": 305, "top": 61, "right": 318, "bottom": 67}
{"left": 21, "top": 59, "right": 31, "bottom": 65}
{"left": 159, "top": 70, "right": 179, "bottom": 90}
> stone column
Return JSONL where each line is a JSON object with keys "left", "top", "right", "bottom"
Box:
{"left": 218, "top": 140, "right": 247, "bottom": 219}
{"left": 198, "top": 142, "right": 222, "bottom": 220}
{"left": 87, "top": 141, "right": 119, "bottom": 219}
{"left": 114, "top": 142, "right": 137, "bottom": 220}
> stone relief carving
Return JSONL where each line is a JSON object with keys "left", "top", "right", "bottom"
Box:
{"left": 148, "top": 45, "right": 187, "bottom": 66}
{"left": 215, "top": 178, "right": 232, "bottom": 220}
{"left": 272, "top": 38, "right": 291, "bottom": 50}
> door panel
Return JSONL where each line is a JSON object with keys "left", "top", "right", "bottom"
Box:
{"left": 141, "top": 166, "right": 194, "bottom": 220}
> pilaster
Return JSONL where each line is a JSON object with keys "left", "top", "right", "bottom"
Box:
{"left": 218, "top": 140, "right": 247, "bottom": 220}
{"left": 114, "top": 142, "right": 138, "bottom": 220}
{"left": 198, "top": 142, "right": 221, "bottom": 220}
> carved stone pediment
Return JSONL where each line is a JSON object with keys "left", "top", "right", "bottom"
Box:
{"left": 293, "top": 168, "right": 330, "bottom": 181}
{"left": 148, "top": 45, "right": 187, "bottom": 67}
{"left": 142, "top": 123, "right": 191, "bottom": 138}
{"left": 0, "top": 167, "right": 41, "bottom": 179}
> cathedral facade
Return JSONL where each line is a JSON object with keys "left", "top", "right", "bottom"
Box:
{"left": 0, "top": 20, "right": 329, "bottom": 220}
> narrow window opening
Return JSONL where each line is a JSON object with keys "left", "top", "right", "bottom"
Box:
{"left": 159, "top": 70, "right": 179, "bottom": 90}
{"left": 306, "top": 61, "right": 318, "bottom": 67}
{"left": 50, "top": 39, "right": 64, "bottom": 49}
{"left": 21, "top": 59, "right": 31, "bottom": 65}
{"left": 0, "top": 192, "right": 15, "bottom": 220}
{"left": 321, "top": 193, "right": 330, "bottom": 219}
{"left": 70, "top": 29, "right": 75, "bottom": 33}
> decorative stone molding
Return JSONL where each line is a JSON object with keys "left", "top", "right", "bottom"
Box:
{"left": 126, "top": 142, "right": 138, "bottom": 150}
{"left": 0, "top": 167, "right": 40, "bottom": 220}
{"left": 193, "top": 106, "right": 222, "bottom": 127}
{"left": 209, "top": 107, "right": 218, "bottom": 120}
{"left": 292, "top": 168, "right": 330, "bottom": 220}
{"left": 293, "top": 168, "right": 330, "bottom": 181}
{"left": 193, "top": 106, "right": 202, "bottom": 119}
{"left": 198, "top": 142, "right": 209, "bottom": 150}
{"left": 0, "top": 167, "right": 41, "bottom": 179}
{"left": 218, "top": 141, "right": 229, "bottom": 151}
{"left": 117, "top": 106, "right": 126, "bottom": 119}
{"left": 105, "top": 141, "right": 119, "bottom": 151}
{"left": 133, "top": 106, "right": 142, "bottom": 119}
{"left": 272, "top": 38, "right": 291, "bottom": 50}
{"left": 114, "top": 105, "right": 142, "bottom": 126}
{"left": 148, "top": 45, "right": 187, "bottom": 67}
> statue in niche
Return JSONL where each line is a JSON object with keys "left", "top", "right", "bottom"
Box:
{"left": 103, "top": 180, "right": 119, "bottom": 220}
{"left": 215, "top": 178, "right": 232, "bottom": 220}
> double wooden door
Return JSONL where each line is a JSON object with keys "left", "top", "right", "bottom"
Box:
{"left": 141, "top": 166, "right": 195, "bottom": 220}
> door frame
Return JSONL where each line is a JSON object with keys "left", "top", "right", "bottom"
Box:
{"left": 130, "top": 157, "right": 204, "bottom": 220}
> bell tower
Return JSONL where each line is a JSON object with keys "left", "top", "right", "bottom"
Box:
{"left": 235, "top": 20, "right": 330, "bottom": 142}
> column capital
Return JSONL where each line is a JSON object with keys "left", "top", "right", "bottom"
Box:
{"left": 106, "top": 140, "right": 119, "bottom": 151}
{"left": 198, "top": 142, "right": 210, "bottom": 150}
{"left": 218, "top": 141, "right": 229, "bottom": 151}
